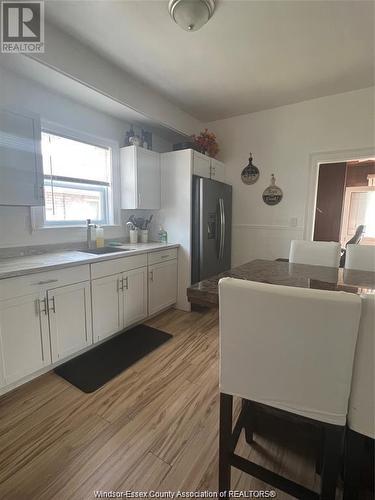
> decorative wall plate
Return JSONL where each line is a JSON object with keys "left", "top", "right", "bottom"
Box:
{"left": 241, "top": 153, "right": 260, "bottom": 185}
{"left": 263, "top": 174, "right": 283, "bottom": 205}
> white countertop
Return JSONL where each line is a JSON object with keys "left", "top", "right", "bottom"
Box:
{"left": 0, "top": 242, "right": 179, "bottom": 280}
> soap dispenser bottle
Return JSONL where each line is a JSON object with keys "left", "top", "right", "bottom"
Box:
{"left": 158, "top": 225, "right": 168, "bottom": 244}
{"left": 96, "top": 226, "right": 105, "bottom": 248}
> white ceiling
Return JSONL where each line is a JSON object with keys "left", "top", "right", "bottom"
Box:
{"left": 45, "top": 0, "right": 375, "bottom": 122}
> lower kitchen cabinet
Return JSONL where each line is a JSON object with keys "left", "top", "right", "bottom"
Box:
{"left": 0, "top": 249, "right": 178, "bottom": 394}
{"left": 48, "top": 281, "right": 92, "bottom": 362}
{"left": 92, "top": 266, "right": 148, "bottom": 341}
{"left": 0, "top": 292, "right": 50, "bottom": 386}
{"left": 148, "top": 259, "right": 178, "bottom": 316}
{"left": 123, "top": 267, "right": 148, "bottom": 328}
{"left": 91, "top": 273, "right": 122, "bottom": 342}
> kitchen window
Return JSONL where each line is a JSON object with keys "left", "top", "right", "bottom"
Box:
{"left": 40, "top": 131, "right": 113, "bottom": 226}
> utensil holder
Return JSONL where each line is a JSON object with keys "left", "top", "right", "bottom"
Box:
{"left": 129, "top": 229, "right": 138, "bottom": 244}
{"left": 140, "top": 230, "right": 149, "bottom": 243}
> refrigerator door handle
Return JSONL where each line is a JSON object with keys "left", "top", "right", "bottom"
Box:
{"left": 216, "top": 200, "right": 220, "bottom": 260}
{"left": 221, "top": 198, "right": 226, "bottom": 260}
{"left": 219, "top": 197, "right": 225, "bottom": 261}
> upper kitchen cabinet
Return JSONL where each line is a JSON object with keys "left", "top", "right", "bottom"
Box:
{"left": 120, "top": 145, "right": 161, "bottom": 209}
{"left": 192, "top": 151, "right": 211, "bottom": 178}
{"left": 210, "top": 158, "right": 226, "bottom": 182}
{"left": 0, "top": 108, "right": 44, "bottom": 206}
{"left": 192, "top": 150, "right": 226, "bottom": 182}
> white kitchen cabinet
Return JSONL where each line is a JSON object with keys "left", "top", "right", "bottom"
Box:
{"left": 91, "top": 273, "right": 122, "bottom": 342}
{"left": 0, "top": 108, "right": 44, "bottom": 206}
{"left": 192, "top": 151, "right": 225, "bottom": 182}
{"left": 91, "top": 253, "right": 147, "bottom": 280}
{"left": 91, "top": 266, "right": 148, "bottom": 341}
{"left": 210, "top": 158, "right": 226, "bottom": 182}
{"left": 48, "top": 281, "right": 92, "bottom": 362}
{"left": 120, "top": 145, "right": 161, "bottom": 209}
{"left": 193, "top": 151, "right": 211, "bottom": 178}
{"left": 0, "top": 248, "right": 178, "bottom": 395}
{"left": 0, "top": 292, "right": 50, "bottom": 386}
{"left": 0, "top": 264, "right": 90, "bottom": 388}
{"left": 148, "top": 248, "right": 178, "bottom": 265}
{"left": 123, "top": 267, "right": 148, "bottom": 328}
{"left": 148, "top": 259, "right": 178, "bottom": 316}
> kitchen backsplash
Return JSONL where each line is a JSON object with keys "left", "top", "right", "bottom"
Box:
{"left": 0, "top": 209, "right": 164, "bottom": 258}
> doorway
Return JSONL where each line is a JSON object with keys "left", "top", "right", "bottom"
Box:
{"left": 313, "top": 159, "right": 375, "bottom": 246}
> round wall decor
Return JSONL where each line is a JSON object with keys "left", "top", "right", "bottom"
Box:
{"left": 263, "top": 174, "right": 283, "bottom": 205}
{"left": 241, "top": 153, "right": 260, "bottom": 185}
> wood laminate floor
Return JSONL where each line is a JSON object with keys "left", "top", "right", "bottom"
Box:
{"left": 0, "top": 307, "right": 353, "bottom": 499}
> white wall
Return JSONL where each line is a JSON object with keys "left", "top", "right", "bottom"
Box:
{"left": 207, "top": 87, "right": 375, "bottom": 266}
{"left": 0, "top": 68, "right": 171, "bottom": 248}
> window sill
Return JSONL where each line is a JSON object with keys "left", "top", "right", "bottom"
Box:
{"left": 33, "top": 224, "right": 122, "bottom": 231}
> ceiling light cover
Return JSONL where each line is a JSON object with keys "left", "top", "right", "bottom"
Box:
{"left": 168, "top": 0, "right": 215, "bottom": 32}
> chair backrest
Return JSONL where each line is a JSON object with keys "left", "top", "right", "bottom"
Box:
{"left": 346, "top": 225, "right": 365, "bottom": 247}
{"left": 345, "top": 244, "right": 375, "bottom": 272}
{"left": 219, "top": 278, "right": 362, "bottom": 425}
{"left": 348, "top": 294, "right": 375, "bottom": 438}
{"left": 289, "top": 240, "right": 341, "bottom": 267}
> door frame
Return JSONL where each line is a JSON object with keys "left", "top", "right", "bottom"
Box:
{"left": 304, "top": 147, "right": 375, "bottom": 241}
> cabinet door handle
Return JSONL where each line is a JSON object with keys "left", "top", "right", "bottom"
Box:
{"left": 124, "top": 276, "right": 129, "bottom": 290}
{"left": 38, "top": 297, "right": 48, "bottom": 315}
{"left": 149, "top": 270, "right": 154, "bottom": 282}
{"left": 48, "top": 296, "right": 56, "bottom": 313}
{"left": 33, "top": 279, "right": 58, "bottom": 285}
{"left": 118, "top": 278, "right": 124, "bottom": 292}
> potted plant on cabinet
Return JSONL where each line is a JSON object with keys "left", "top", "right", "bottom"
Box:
{"left": 192, "top": 129, "right": 219, "bottom": 158}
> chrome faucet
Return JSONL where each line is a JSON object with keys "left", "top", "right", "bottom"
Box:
{"left": 86, "top": 219, "right": 96, "bottom": 249}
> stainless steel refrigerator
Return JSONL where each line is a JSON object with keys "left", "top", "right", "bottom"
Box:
{"left": 192, "top": 175, "right": 232, "bottom": 283}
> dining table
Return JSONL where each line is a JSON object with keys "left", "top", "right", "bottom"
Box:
{"left": 187, "top": 259, "right": 375, "bottom": 307}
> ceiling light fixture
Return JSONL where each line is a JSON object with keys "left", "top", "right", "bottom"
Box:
{"left": 168, "top": 0, "right": 215, "bottom": 32}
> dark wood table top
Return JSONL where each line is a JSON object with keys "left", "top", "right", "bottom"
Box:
{"left": 187, "top": 259, "right": 375, "bottom": 307}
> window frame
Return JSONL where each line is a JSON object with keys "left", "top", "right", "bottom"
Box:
{"left": 31, "top": 121, "right": 121, "bottom": 231}
{"left": 43, "top": 178, "right": 110, "bottom": 227}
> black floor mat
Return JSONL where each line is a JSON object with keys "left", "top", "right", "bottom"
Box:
{"left": 54, "top": 324, "right": 172, "bottom": 393}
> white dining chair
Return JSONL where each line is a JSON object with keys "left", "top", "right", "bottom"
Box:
{"left": 219, "top": 277, "right": 362, "bottom": 499}
{"left": 289, "top": 240, "right": 341, "bottom": 267}
{"left": 345, "top": 244, "right": 375, "bottom": 272}
{"left": 344, "top": 294, "right": 375, "bottom": 500}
